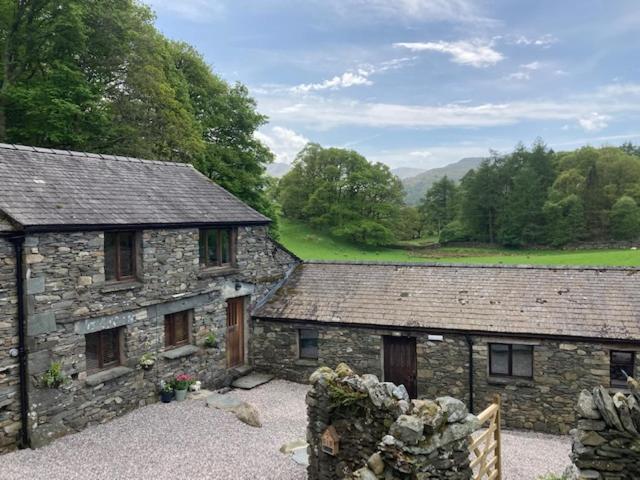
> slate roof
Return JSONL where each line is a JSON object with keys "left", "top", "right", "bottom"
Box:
{"left": 0, "top": 144, "right": 269, "bottom": 230}
{"left": 254, "top": 261, "right": 640, "bottom": 341}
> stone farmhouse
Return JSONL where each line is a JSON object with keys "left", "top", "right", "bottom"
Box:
{"left": 0, "top": 144, "right": 298, "bottom": 452}
{"left": 252, "top": 262, "right": 640, "bottom": 434}
{"left": 0, "top": 144, "right": 638, "bottom": 453}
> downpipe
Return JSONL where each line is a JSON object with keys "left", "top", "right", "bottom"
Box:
{"left": 465, "top": 335, "right": 474, "bottom": 414}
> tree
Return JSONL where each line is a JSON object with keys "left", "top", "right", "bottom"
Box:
{"left": 610, "top": 196, "right": 640, "bottom": 240}
{"left": 0, "top": 1, "right": 277, "bottom": 231}
{"left": 278, "top": 144, "right": 404, "bottom": 245}
{"left": 395, "top": 206, "right": 424, "bottom": 240}
{"left": 419, "top": 176, "right": 457, "bottom": 237}
{"left": 543, "top": 194, "right": 586, "bottom": 246}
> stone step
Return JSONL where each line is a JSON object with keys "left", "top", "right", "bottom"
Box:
{"left": 232, "top": 372, "right": 274, "bottom": 390}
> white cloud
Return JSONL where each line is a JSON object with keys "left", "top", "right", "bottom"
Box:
{"left": 257, "top": 82, "right": 640, "bottom": 131}
{"left": 255, "top": 126, "right": 309, "bottom": 164}
{"left": 145, "top": 0, "right": 224, "bottom": 22}
{"left": 578, "top": 112, "right": 610, "bottom": 132}
{"left": 513, "top": 34, "right": 557, "bottom": 47}
{"left": 521, "top": 61, "right": 542, "bottom": 70}
{"left": 394, "top": 40, "right": 504, "bottom": 68}
{"left": 326, "top": 0, "right": 491, "bottom": 24}
{"left": 292, "top": 72, "right": 373, "bottom": 93}
{"left": 505, "top": 72, "right": 530, "bottom": 81}
{"left": 409, "top": 150, "right": 433, "bottom": 158}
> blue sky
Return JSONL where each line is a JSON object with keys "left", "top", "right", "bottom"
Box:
{"left": 146, "top": 0, "right": 640, "bottom": 169}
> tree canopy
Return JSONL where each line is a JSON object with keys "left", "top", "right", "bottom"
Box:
{"left": 0, "top": 0, "right": 276, "bottom": 231}
{"left": 278, "top": 143, "right": 404, "bottom": 245}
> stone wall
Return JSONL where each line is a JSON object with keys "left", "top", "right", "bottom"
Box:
{"left": 2, "top": 225, "right": 296, "bottom": 451}
{"left": 307, "top": 364, "right": 479, "bottom": 480}
{"left": 570, "top": 377, "right": 640, "bottom": 480}
{"left": 0, "top": 238, "right": 19, "bottom": 453}
{"left": 251, "top": 320, "right": 640, "bottom": 434}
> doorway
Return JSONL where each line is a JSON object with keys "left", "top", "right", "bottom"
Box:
{"left": 226, "top": 297, "right": 245, "bottom": 367}
{"left": 383, "top": 336, "right": 417, "bottom": 398}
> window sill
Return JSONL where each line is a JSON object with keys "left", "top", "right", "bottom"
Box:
{"left": 487, "top": 376, "right": 535, "bottom": 388}
{"left": 101, "top": 280, "right": 143, "bottom": 293}
{"left": 197, "top": 266, "right": 239, "bottom": 279}
{"left": 161, "top": 345, "right": 199, "bottom": 360}
{"left": 85, "top": 366, "right": 133, "bottom": 387}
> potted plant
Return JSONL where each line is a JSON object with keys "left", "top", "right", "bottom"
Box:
{"left": 172, "top": 373, "right": 194, "bottom": 402}
{"left": 139, "top": 352, "right": 156, "bottom": 371}
{"left": 204, "top": 332, "right": 218, "bottom": 349}
{"left": 160, "top": 381, "right": 174, "bottom": 403}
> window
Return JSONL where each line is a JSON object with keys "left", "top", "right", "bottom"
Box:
{"left": 610, "top": 351, "right": 635, "bottom": 388}
{"left": 489, "top": 343, "right": 533, "bottom": 378}
{"left": 105, "top": 231, "right": 137, "bottom": 282}
{"left": 165, "top": 310, "right": 191, "bottom": 348}
{"left": 85, "top": 328, "right": 122, "bottom": 372}
{"left": 299, "top": 329, "right": 319, "bottom": 360}
{"left": 199, "top": 228, "right": 235, "bottom": 268}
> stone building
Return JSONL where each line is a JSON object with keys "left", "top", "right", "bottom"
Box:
{"left": 0, "top": 144, "right": 298, "bottom": 452}
{"left": 252, "top": 262, "right": 640, "bottom": 434}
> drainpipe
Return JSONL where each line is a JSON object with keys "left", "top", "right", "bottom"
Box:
{"left": 465, "top": 335, "right": 474, "bottom": 414}
{"left": 8, "top": 233, "right": 30, "bottom": 449}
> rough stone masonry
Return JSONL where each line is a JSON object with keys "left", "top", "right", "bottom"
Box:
{"left": 306, "top": 364, "right": 480, "bottom": 480}
{"left": 570, "top": 376, "right": 640, "bottom": 479}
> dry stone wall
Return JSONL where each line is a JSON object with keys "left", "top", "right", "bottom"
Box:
{"left": 307, "top": 364, "right": 479, "bottom": 480}
{"left": 0, "top": 238, "right": 19, "bottom": 453}
{"left": 570, "top": 377, "right": 640, "bottom": 479}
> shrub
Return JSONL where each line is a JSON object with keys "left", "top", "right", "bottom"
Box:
{"left": 439, "top": 220, "right": 468, "bottom": 244}
{"left": 204, "top": 332, "right": 218, "bottom": 348}
{"left": 41, "top": 362, "right": 66, "bottom": 388}
{"left": 610, "top": 195, "right": 640, "bottom": 240}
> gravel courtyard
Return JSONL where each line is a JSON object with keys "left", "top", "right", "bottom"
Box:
{"left": 2, "top": 380, "right": 570, "bottom": 480}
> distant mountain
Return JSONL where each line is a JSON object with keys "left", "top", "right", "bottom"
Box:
{"left": 391, "top": 167, "right": 427, "bottom": 179}
{"left": 266, "top": 162, "right": 291, "bottom": 177}
{"left": 402, "top": 157, "right": 485, "bottom": 205}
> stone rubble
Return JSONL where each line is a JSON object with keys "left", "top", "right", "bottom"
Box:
{"left": 307, "top": 363, "right": 480, "bottom": 480}
{"left": 570, "top": 377, "right": 640, "bottom": 479}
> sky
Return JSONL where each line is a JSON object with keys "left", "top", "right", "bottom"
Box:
{"left": 145, "top": 0, "right": 640, "bottom": 170}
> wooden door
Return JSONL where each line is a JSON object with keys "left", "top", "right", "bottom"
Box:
{"left": 226, "top": 297, "right": 245, "bottom": 367}
{"left": 383, "top": 336, "right": 417, "bottom": 398}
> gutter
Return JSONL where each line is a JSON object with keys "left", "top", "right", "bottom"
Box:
{"left": 8, "top": 233, "right": 30, "bottom": 449}
{"left": 465, "top": 335, "right": 474, "bottom": 414}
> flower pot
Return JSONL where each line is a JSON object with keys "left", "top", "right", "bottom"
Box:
{"left": 160, "top": 390, "right": 174, "bottom": 403}
{"left": 175, "top": 388, "right": 188, "bottom": 402}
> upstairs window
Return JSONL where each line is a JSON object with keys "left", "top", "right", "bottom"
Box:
{"left": 165, "top": 310, "right": 191, "bottom": 348}
{"left": 610, "top": 351, "right": 635, "bottom": 388}
{"left": 299, "top": 329, "right": 319, "bottom": 360}
{"left": 105, "top": 231, "right": 137, "bottom": 282}
{"left": 199, "top": 228, "right": 235, "bottom": 268}
{"left": 86, "top": 328, "right": 122, "bottom": 373}
{"left": 489, "top": 343, "right": 533, "bottom": 378}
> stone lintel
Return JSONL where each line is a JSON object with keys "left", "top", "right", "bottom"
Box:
{"left": 74, "top": 311, "right": 137, "bottom": 335}
{"left": 148, "top": 293, "right": 214, "bottom": 320}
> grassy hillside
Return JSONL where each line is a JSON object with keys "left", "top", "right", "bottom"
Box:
{"left": 280, "top": 220, "right": 640, "bottom": 266}
{"left": 403, "top": 157, "right": 484, "bottom": 204}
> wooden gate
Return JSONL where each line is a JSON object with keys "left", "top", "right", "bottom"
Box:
{"left": 470, "top": 395, "right": 502, "bottom": 480}
{"left": 226, "top": 297, "right": 244, "bottom": 368}
{"left": 383, "top": 336, "right": 417, "bottom": 398}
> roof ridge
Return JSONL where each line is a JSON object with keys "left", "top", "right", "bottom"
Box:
{"left": 0, "top": 143, "right": 193, "bottom": 168}
{"left": 303, "top": 260, "right": 640, "bottom": 272}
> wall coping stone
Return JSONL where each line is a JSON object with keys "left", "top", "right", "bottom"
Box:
{"left": 161, "top": 345, "right": 199, "bottom": 360}
{"left": 85, "top": 366, "right": 133, "bottom": 387}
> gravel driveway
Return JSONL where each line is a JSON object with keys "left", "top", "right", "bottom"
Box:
{"left": 2, "top": 380, "right": 570, "bottom": 480}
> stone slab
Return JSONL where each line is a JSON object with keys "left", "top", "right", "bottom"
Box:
{"left": 291, "top": 446, "right": 309, "bottom": 466}
{"left": 26, "top": 277, "right": 45, "bottom": 294}
{"left": 232, "top": 373, "right": 274, "bottom": 390}
{"left": 206, "top": 393, "right": 243, "bottom": 411}
{"left": 28, "top": 311, "right": 57, "bottom": 336}
{"left": 85, "top": 367, "right": 133, "bottom": 387}
{"left": 160, "top": 345, "right": 199, "bottom": 360}
{"left": 74, "top": 310, "right": 136, "bottom": 334}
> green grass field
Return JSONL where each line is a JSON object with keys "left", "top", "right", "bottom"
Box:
{"left": 279, "top": 220, "right": 640, "bottom": 267}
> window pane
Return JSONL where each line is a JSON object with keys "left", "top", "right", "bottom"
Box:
{"left": 220, "top": 230, "right": 230, "bottom": 264}
{"left": 300, "top": 329, "right": 318, "bottom": 359}
{"left": 611, "top": 351, "right": 634, "bottom": 387}
{"left": 104, "top": 233, "right": 117, "bottom": 281}
{"left": 175, "top": 312, "right": 189, "bottom": 344}
{"left": 199, "top": 230, "right": 206, "bottom": 264}
{"left": 207, "top": 230, "right": 218, "bottom": 265}
{"left": 85, "top": 332, "right": 99, "bottom": 371}
{"left": 490, "top": 344, "right": 509, "bottom": 375}
{"left": 118, "top": 232, "right": 134, "bottom": 278}
{"left": 102, "top": 330, "right": 119, "bottom": 367}
{"left": 512, "top": 345, "right": 533, "bottom": 377}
